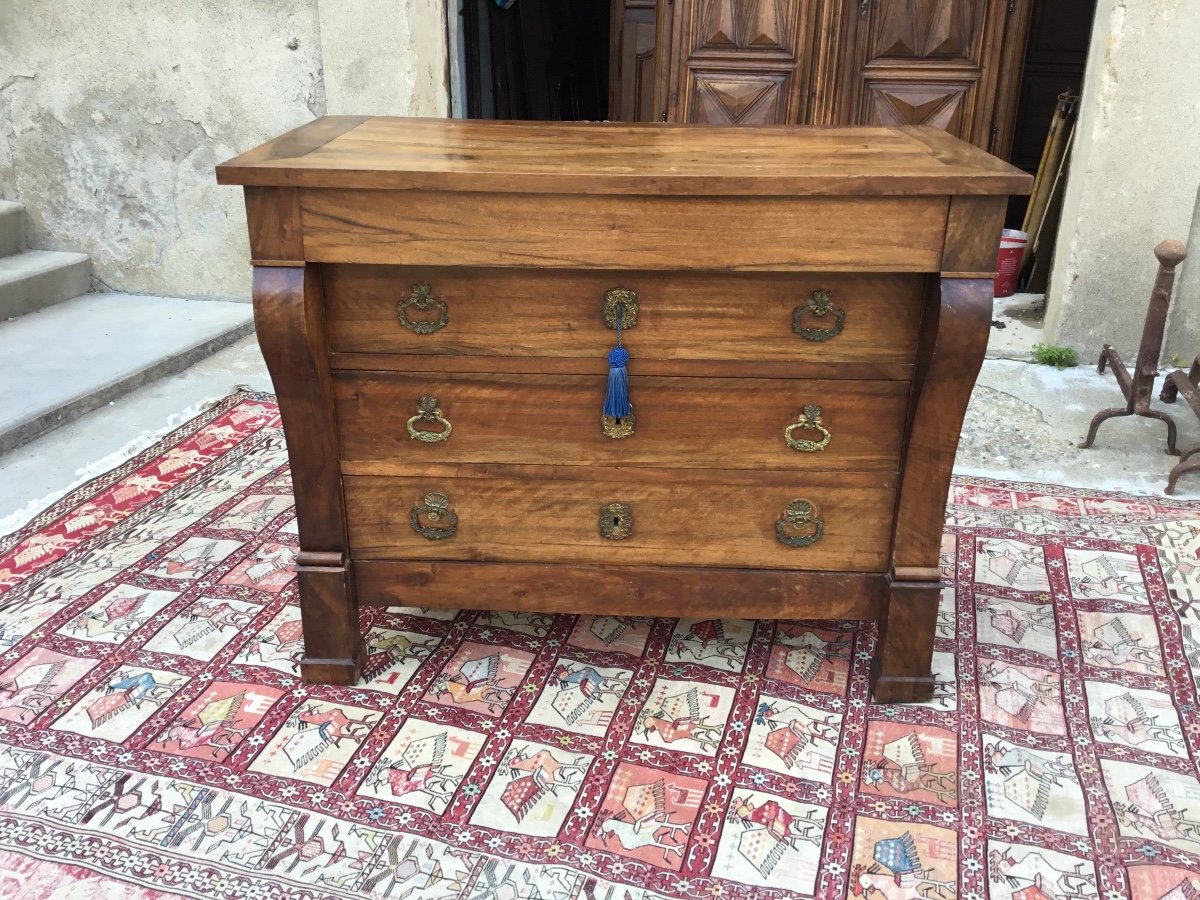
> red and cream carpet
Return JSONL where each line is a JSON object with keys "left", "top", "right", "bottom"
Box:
{"left": 0, "top": 392, "right": 1199, "bottom": 899}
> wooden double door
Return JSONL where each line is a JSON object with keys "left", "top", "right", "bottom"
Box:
{"left": 611, "top": 0, "right": 1029, "bottom": 153}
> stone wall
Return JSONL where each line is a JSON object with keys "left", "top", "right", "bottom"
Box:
{"left": 0, "top": 0, "right": 448, "bottom": 301}
{"left": 1044, "top": 0, "right": 1200, "bottom": 360}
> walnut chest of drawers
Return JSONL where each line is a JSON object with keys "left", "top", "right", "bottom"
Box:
{"left": 218, "top": 117, "right": 1031, "bottom": 702}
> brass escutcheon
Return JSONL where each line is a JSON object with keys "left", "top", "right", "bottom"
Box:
{"left": 407, "top": 395, "right": 453, "bottom": 443}
{"left": 599, "top": 502, "right": 633, "bottom": 540}
{"left": 601, "top": 406, "right": 636, "bottom": 439}
{"left": 792, "top": 289, "right": 845, "bottom": 342}
{"left": 603, "top": 288, "right": 639, "bottom": 330}
{"left": 397, "top": 282, "right": 448, "bottom": 334}
{"left": 410, "top": 491, "right": 458, "bottom": 540}
{"left": 784, "top": 404, "right": 832, "bottom": 452}
{"left": 775, "top": 499, "right": 825, "bottom": 547}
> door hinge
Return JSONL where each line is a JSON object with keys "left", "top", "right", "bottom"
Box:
{"left": 1007, "top": 0, "right": 1015, "bottom": 13}
{"left": 660, "top": 111, "right": 668, "bottom": 122}
{"left": 989, "top": 123, "right": 999, "bottom": 151}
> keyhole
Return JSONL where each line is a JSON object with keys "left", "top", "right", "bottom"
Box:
{"left": 612, "top": 516, "right": 621, "bottom": 527}
{"left": 614, "top": 417, "right": 622, "bottom": 426}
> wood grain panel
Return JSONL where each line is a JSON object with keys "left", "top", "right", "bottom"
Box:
{"left": 344, "top": 467, "right": 896, "bottom": 571}
{"left": 216, "top": 118, "right": 1033, "bottom": 196}
{"left": 334, "top": 371, "right": 909, "bottom": 472}
{"left": 300, "top": 190, "right": 949, "bottom": 271}
{"left": 941, "top": 194, "right": 1006, "bottom": 273}
{"left": 323, "top": 267, "right": 926, "bottom": 364}
{"left": 329, "top": 353, "right": 915, "bottom": 381}
{"left": 244, "top": 187, "right": 303, "bottom": 262}
{"left": 355, "top": 560, "right": 887, "bottom": 620}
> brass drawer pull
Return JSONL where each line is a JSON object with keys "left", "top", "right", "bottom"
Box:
{"left": 411, "top": 492, "right": 458, "bottom": 540}
{"left": 603, "top": 288, "right": 638, "bottom": 330}
{"left": 785, "top": 404, "right": 831, "bottom": 452}
{"left": 601, "top": 407, "right": 636, "bottom": 439}
{"left": 776, "top": 499, "right": 824, "bottom": 547}
{"left": 599, "top": 502, "right": 633, "bottom": 540}
{"left": 407, "top": 395, "right": 453, "bottom": 443}
{"left": 397, "top": 282, "right": 448, "bottom": 334}
{"left": 792, "top": 289, "right": 845, "bottom": 342}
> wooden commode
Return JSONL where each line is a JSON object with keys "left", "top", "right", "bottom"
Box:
{"left": 217, "top": 117, "right": 1031, "bottom": 702}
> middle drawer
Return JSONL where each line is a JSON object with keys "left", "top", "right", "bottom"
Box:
{"left": 334, "top": 371, "right": 910, "bottom": 473}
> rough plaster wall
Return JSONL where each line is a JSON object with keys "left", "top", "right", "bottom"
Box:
{"left": 320, "top": 0, "right": 449, "bottom": 116}
{"left": 1044, "top": 0, "right": 1200, "bottom": 360}
{"left": 0, "top": 1, "right": 326, "bottom": 300}
{"left": 1167, "top": 187, "right": 1200, "bottom": 360}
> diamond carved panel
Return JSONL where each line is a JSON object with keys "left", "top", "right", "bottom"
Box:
{"left": 690, "top": 72, "right": 789, "bottom": 124}
{"left": 699, "top": 0, "right": 738, "bottom": 47}
{"left": 743, "top": 0, "right": 789, "bottom": 50}
{"left": 694, "top": 0, "right": 795, "bottom": 53}
{"left": 870, "top": 0, "right": 980, "bottom": 62}
{"left": 863, "top": 80, "right": 970, "bottom": 135}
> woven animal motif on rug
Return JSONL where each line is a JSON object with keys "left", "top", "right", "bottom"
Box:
{"left": 0, "top": 391, "right": 1199, "bottom": 900}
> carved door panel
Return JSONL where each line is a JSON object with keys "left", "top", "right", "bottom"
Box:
{"left": 609, "top": 0, "right": 660, "bottom": 121}
{"left": 833, "top": 0, "right": 1014, "bottom": 147}
{"left": 659, "top": 0, "right": 819, "bottom": 125}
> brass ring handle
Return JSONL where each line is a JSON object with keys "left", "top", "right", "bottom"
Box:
{"left": 603, "top": 288, "right": 638, "bottom": 330}
{"left": 784, "top": 404, "right": 831, "bottom": 452}
{"left": 599, "top": 502, "right": 633, "bottom": 540}
{"left": 411, "top": 492, "right": 458, "bottom": 540}
{"left": 792, "top": 289, "right": 845, "bottom": 342}
{"left": 407, "top": 395, "right": 453, "bottom": 443}
{"left": 775, "top": 499, "right": 824, "bottom": 547}
{"left": 397, "top": 282, "right": 448, "bottom": 334}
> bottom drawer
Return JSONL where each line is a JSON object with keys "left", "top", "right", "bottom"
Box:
{"left": 344, "top": 467, "right": 896, "bottom": 572}
{"left": 355, "top": 560, "right": 888, "bottom": 620}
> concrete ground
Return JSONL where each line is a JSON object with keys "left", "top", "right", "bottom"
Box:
{"left": 0, "top": 337, "right": 272, "bottom": 537}
{"left": 960, "top": 292, "right": 1200, "bottom": 497}
{"left": 1, "top": 304, "right": 1198, "bottom": 538}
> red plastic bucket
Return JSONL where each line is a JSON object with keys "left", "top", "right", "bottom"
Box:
{"left": 994, "top": 228, "right": 1028, "bottom": 297}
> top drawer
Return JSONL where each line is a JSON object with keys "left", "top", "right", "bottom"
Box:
{"left": 323, "top": 267, "right": 924, "bottom": 373}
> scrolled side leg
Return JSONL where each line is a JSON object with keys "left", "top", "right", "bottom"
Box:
{"left": 253, "top": 265, "right": 364, "bottom": 685}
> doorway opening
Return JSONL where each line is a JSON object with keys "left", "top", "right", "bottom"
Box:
{"left": 1003, "top": 0, "right": 1097, "bottom": 294}
{"left": 460, "top": 0, "right": 611, "bottom": 121}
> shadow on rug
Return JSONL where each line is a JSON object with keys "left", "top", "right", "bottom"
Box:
{"left": 1, "top": 391, "right": 1199, "bottom": 899}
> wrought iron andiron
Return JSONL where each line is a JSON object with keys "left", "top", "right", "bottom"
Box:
{"left": 1078, "top": 239, "right": 1188, "bottom": 455}
{"left": 1159, "top": 354, "right": 1200, "bottom": 494}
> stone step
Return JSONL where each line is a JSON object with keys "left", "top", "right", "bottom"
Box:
{"left": 0, "top": 293, "right": 255, "bottom": 453}
{"left": 0, "top": 249, "right": 92, "bottom": 319}
{"left": 0, "top": 201, "right": 24, "bottom": 257}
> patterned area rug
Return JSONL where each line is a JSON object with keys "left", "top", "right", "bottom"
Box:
{"left": 1, "top": 392, "right": 1199, "bottom": 900}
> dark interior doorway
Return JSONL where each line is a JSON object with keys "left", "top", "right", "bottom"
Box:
{"left": 462, "top": 0, "right": 610, "bottom": 121}
{"left": 1006, "top": 0, "right": 1097, "bottom": 227}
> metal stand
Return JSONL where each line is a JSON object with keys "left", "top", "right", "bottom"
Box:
{"left": 1078, "top": 240, "right": 1188, "bottom": 455}
{"left": 1160, "top": 355, "right": 1200, "bottom": 494}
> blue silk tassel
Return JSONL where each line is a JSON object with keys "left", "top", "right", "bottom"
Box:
{"left": 603, "top": 307, "right": 632, "bottom": 419}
